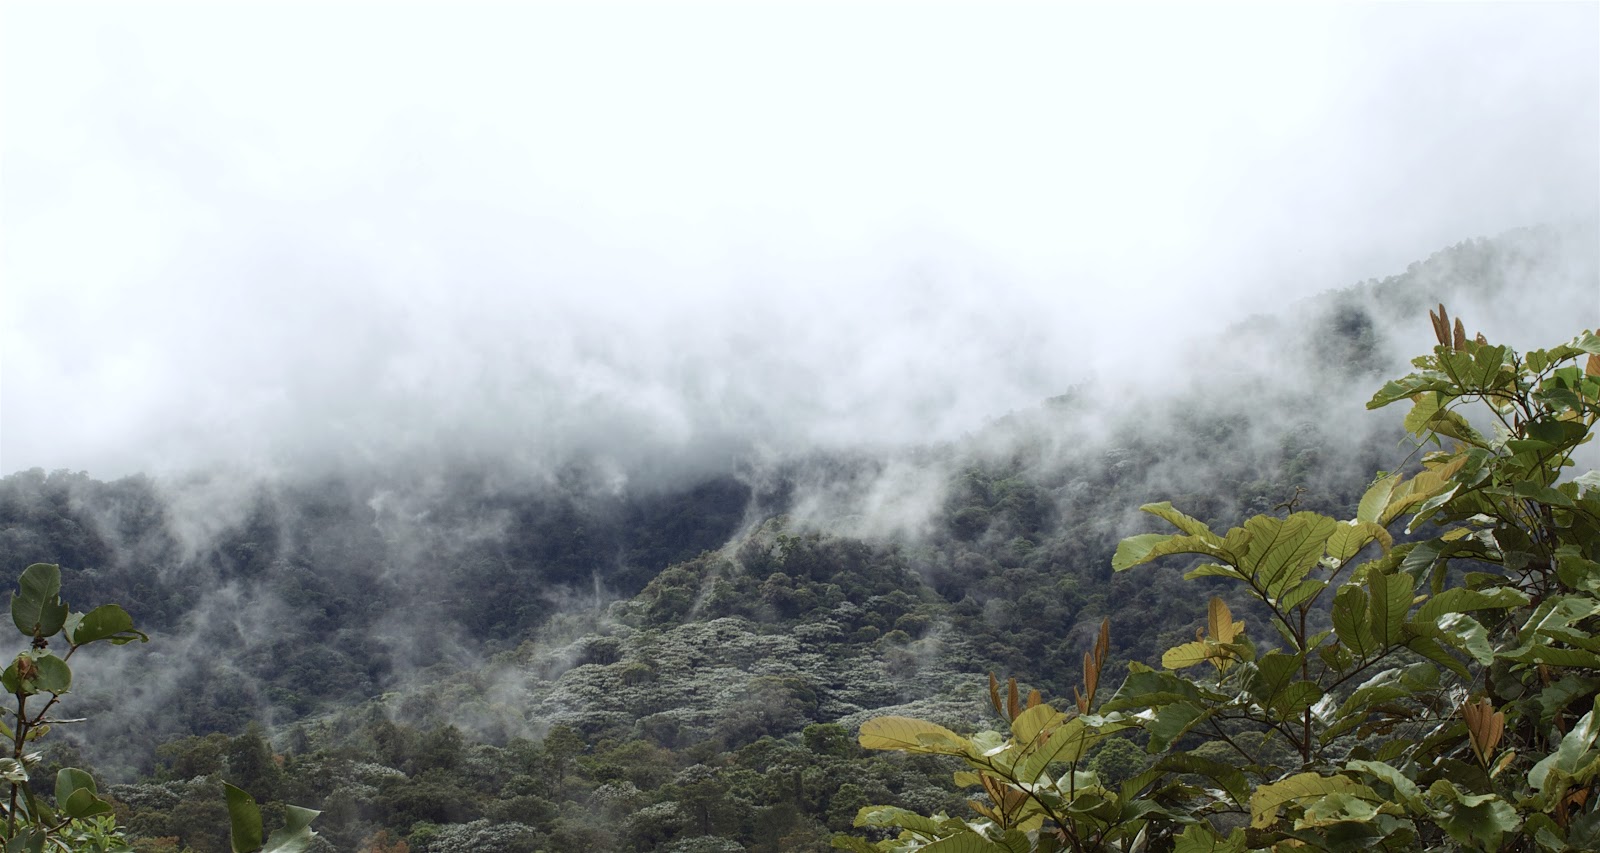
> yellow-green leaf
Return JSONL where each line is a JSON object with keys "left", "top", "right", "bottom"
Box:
{"left": 1240, "top": 513, "right": 1340, "bottom": 597}
{"left": 1140, "top": 502, "right": 1222, "bottom": 545}
{"left": 1009, "top": 703, "right": 1066, "bottom": 750}
{"left": 858, "top": 717, "right": 971, "bottom": 756}
{"left": 1250, "top": 772, "right": 1377, "bottom": 829}
{"left": 1357, "top": 474, "right": 1403, "bottom": 525}
{"left": 1162, "top": 642, "right": 1212, "bottom": 671}
{"left": 1326, "top": 521, "right": 1392, "bottom": 563}
{"left": 1368, "top": 571, "right": 1413, "bottom": 647}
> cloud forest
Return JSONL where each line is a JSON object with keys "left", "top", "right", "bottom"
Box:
{"left": 2, "top": 223, "right": 1598, "bottom": 851}
{"left": 5, "top": 5, "right": 1598, "bottom": 852}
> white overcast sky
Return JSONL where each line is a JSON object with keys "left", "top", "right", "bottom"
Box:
{"left": 2, "top": 2, "right": 1597, "bottom": 479}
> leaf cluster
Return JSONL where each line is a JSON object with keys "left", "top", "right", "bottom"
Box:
{"left": 837, "top": 312, "right": 1600, "bottom": 851}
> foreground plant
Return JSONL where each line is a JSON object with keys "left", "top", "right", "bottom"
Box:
{"left": 836, "top": 309, "right": 1600, "bottom": 852}
{"left": 224, "top": 782, "right": 319, "bottom": 853}
{"left": 2, "top": 565, "right": 320, "bottom": 853}
{"left": 3, "top": 562, "right": 145, "bottom": 852}
{"left": 832, "top": 627, "right": 1174, "bottom": 853}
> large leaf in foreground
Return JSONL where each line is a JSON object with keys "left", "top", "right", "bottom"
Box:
{"left": 858, "top": 717, "right": 970, "bottom": 756}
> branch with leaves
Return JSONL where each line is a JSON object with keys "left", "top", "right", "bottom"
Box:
{"left": 835, "top": 311, "right": 1600, "bottom": 852}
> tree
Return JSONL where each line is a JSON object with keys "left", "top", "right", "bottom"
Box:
{"left": 541, "top": 725, "right": 585, "bottom": 786}
{"left": 834, "top": 309, "right": 1600, "bottom": 851}
{"left": 225, "top": 726, "right": 282, "bottom": 804}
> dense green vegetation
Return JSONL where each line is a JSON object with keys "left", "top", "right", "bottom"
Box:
{"left": 839, "top": 309, "right": 1600, "bottom": 850}
{"left": 0, "top": 226, "right": 1594, "bottom": 851}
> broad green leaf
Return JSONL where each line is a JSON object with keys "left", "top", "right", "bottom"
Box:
{"left": 1140, "top": 502, "right": 1222, "bottom": 544}
{"left": 1153, "top": 752, "right": 1250, "bottom": 807}
{"left": 262, "top": 803, "right": 321, "bottom": 853}
{"left": 1557, "top": 552, "right": 1600, "bottom": 593}
{"left": 1268, "top": 681, "right": 1324, "bottom": 720}
{"left": 1102, "top": 666, "right": 1210, "bottom": 711}
{"left": 54, "top": 767, "right": 95, "bottom": 807}
{"left": 1357, "top": 474, "right": 1404, "bottom": 525}
{"left": 1536, "top": 677, "right": 1600, "bottom": 732}
{"left": 1415, "top": 587, "right": 1529, "bottom": 625}
{"left": 5, "top": 826, "right": 48, "bottom": 853}
{"left": 62, "top": 787, "right": 112, "bottom": 819}
{"left": 1531, "top": 697, "right": 1600, "bottom": 792}
{"left": 1173, "top": 824, "right": 1247, "bottom": 853}
{"left": 1326, "top": 522, "right": 1392, "bottom": 564}
{"left": 1425, "top": 780, "right": 1519, "bottom": 851}
{"left": 1161, "top": 642, "right": 1212, "bottom": 671}
{"left": 1240, "top": 513, "right": 1340, "bottom": 597}
{"left": 1427, "top": 408, "right": 1487, "bottom": 446}
{"left": 1016, "top": 716, "right": 1107, "bottom": 782}
{"left": 1368, "top": 371, "right": 1458, "bottom": 409}
{"left": 1435, "top": 613, "right": 1493, "bottom": 665}
{"left": 1144, "top": 701, "right": 1211, "bottom": 753}
{"left": 1405, "top": 634, "right": 1472, "bottom": 679}
{"left": 1324, "top": 670, "right": 1410, "bottom": 741}
{"left": 1113, "top": 533, "right": 1226, "bottom": 572}
{"left": 1333, "top": 585, "right": 1376, "bottom": 659}
{"left": 1296, "top": 791, "right": 1383, "bottom": 827}
{"left": 1469, "top": 345, "right": 1512, "bottom": 387}
{"left": 1523, "top": 813, "right": 1568, "bottom": 853}
{"left": 226, "top": 781, "right": 264, "bottom": 853}
{"left": 1505, "top": 597, "right": 1600, "bottom": 667}
{"left": 1525, "top": 596, "right": 1600, "bottom": 634}
{"left": 1279, "top": 578, "right": 1327, "bottom": 611}
{"left": 882, "top": 829, "right": 1014, "bottom": 853}
{"left": 829, "top": 834, "right": 880, "bottom": 853}
{"left": 1503, "top": 645, "right": 1600, "bottom": 668}
{"left": 1009, "top": 702, "right": 1066, "bottom": 749}
{"left": 1525, "top": 417, "right": 1590, "bottom": 448}
{"left": 64, "top": 604, "right": 148, "bottom": 647}
{"left": 1407, "top": 484, "right": 1462, "bottom": 532}
{"left": 32, "top": 654, "right": 70, "bottom": 694}
{"left": 1367, "top": 571, "right": 1412, "bottom": 647}
{"left": 1183, "top": 563, "right": 1245, "bottom": 582}
{"left": 1381, "top": 455, "right": 1469, "bottom": 528}
{"left": 3, "top": 656, "right": 30, "bottom": 696}
{"left": 1403, "top": 391, "right": 1445, "bottom": 436}
{"left": 1512, "top": 479, "right": 1575, "bottom": 508}
{"left": 853, "top": 805, "right": 952, "bottom": 837}
{"left": 1248, "top": 651, "right": 1304, "bottom": 712}
{"left": 11, "top": 563, "right": 67, "bottom": 639}
{"left": 1251, "top": 772, "right": 1377, "bottom": 829}
{"left": 858, "top": 717, "right": 970, "bottom": 756}
{"left": 1344, "top": 760, "right": 1422, "bottom": 810}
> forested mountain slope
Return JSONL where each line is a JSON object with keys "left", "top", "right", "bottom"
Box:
{"left": 0, "top": 223, "right": 1594, "bottom": 852}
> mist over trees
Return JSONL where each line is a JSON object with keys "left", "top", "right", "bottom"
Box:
{"left": 1, "top": 224, "right": 1595, "bottom": 851}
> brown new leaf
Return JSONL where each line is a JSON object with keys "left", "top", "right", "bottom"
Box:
{"left": 1462, "top": 697, "right": 1504, "bottom": 767}
{"left": 988, "top": 673, "right": 1028, "bottom": 721}
{"left": 1430, "top": 304, "right": 1451, "bottom": 346}
{"left": 1076, "top": 618, "right": 1110, "bottom": 714}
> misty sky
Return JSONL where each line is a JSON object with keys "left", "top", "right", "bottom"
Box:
{"left": 3, "top": 2, "right": 1597, "bottom": 479}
